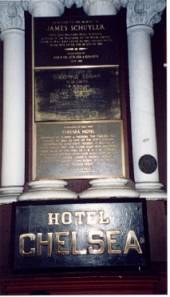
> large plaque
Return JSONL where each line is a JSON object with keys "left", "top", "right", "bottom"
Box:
{"left": 33, "top": 16, "right": 118, "bottom": 67}
{"left": 34, "top": 67, "right": 120, "bottom": 121}
{"left": 34, "top": 121, "right": 124, "bottom": 179}
{"left": 13, "top": 199, "right": 149, "bottom": 271}
{"left": 30, "top": 12, "right": 128, "bottom": 181}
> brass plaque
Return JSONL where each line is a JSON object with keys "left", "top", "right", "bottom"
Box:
{"left": 34, "top": 121, "right": 125, "bottom": 179}
{"left": 34, "top": 67, "right": 121, "bottom": 121}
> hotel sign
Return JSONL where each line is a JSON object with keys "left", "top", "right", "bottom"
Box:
{"left": 13, "top": 199, "right": 149, "bottom": 271}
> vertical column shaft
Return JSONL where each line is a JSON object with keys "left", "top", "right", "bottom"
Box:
{"left": 127, "top": 26, "right": 159, "bottom": 183}
{"left": 19, "top": 0, "right": 77, "bottom": 200}
{"left": 1, "top": 29, "right": 25, "bottom": 187}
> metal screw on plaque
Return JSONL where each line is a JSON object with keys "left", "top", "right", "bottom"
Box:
{"left": 139, "top": 154, "right": 157, "bottom": 174}
{"left": 140, "top": 237, "right": 145, "bottom": 244}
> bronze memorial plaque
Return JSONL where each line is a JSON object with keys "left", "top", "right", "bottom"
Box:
{"left": 31, "top": 13, "right": 126, "bottom": 180}
{"left": 34, "top": 67, "right": 120, "bottom": 122}
{"left": 35, "top": 121, "right": 124, "bottom": 179}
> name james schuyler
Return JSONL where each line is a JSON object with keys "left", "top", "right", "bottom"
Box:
{"left": 19, "top": 210, "right": 143, "bottom": 257}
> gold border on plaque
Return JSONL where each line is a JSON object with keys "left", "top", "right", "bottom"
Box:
{"left": 32, "top": 17, "right": 119, "bottom": 70}
{"left": 34, "top": 66, "right": 121, "bottom": 122}
{"left": 32, "top": 120, "right": 126, "bottom": 180}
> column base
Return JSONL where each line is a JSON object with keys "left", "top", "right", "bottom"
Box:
{"left": 18, "top": 180, "right": 77, "bottom": 201}
{"left": 0, "top": 186, "right": 23, "bottom": 204}
{"left": 79, "top": 178, "right": 139, "bottom": 198}
{"left": 135, "top": 182, "right": 167, "bottom": 200}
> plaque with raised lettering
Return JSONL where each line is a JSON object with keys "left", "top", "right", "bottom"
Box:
{"left": 33, "top": 15, "right": 119, "bottom": 67}
{"left": 29, "top": 11, "right": 129, "bottom": 181}
{"left": 34, "top": 67, "right": 121, "bottom": 121}
{"left": 34, "top": 121, "right": 125, "bottom": 179}
{"left": 13, "top": 199, "right": 149, "bottom": 271}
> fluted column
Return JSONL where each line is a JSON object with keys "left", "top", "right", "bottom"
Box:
{"left": 0, "top": 2, "right": 25, "bottom": 204}
{"left": 19, "top": 0, "right": 77, "bottom": 201}
{"left": 78, "top": 0, "right": 138, "bottom": 198}
{"left": 126, "top": 0, "right": 166, "bottom": 199}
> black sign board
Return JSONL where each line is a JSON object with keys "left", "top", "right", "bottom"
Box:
{"left": 13, "top": 199, "right": 149, "bottom": 271}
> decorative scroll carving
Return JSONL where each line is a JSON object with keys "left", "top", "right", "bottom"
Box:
{"left": 0, "top": 1, "right": 25, "bottom": 32}
{"left": 126, "top": 0, "right": 166, "bottom": 28}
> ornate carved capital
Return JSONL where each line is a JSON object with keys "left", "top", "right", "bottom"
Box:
{"left": 75, "top": 0, "right": 121, "bottom": 14}
{"left": 126, "top": 0, "right": 166, "bottom": 28}
{"left": 0, "top": 1, "right": 25, "bottom": 32}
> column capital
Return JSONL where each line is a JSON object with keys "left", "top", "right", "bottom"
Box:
{"left": 75, "top": 0, "right": 122, "bottom": 15}
{"left": 0, "top": 1, "right": 25, "bottom": 33}
{"left": 125, "top": 0, "right": 166, "bottom": 29}
{"left": 26, "top": 0, "right": 67, "bottom": 16}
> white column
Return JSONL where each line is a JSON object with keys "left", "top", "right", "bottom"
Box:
{"left": 126, "top": 0, "right": 166, "bottom": 199}
{"left": 27, "top": 0, "right": 65, "bottom": 17}
{"left": 0, "top": 2, "right": 25, "bottom": 204}
{"left": 19, "top": 0, "right": 77, "bottom": 201}
{"left": 78, "top": 0, "right": 138, "bottom": 198}
{"left": 82, "top": 0, "right": 121, "bottom": 15}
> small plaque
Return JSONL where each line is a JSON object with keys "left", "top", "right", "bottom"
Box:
{"left": 34, "top": 121, "right": 125, "bottom": 179}
{"left": 139, "top": 155, "right": 157, "bottom": 174}
{"left": 34, "top": 67, "right": 120, "bottom": 121}
{"left": 13, "top": 199, "right": 149, "bottom": 271}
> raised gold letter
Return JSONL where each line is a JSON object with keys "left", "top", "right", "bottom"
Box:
{"left": 88, "top": 230, "right": 105, "bottom": 254}
{"left": 19, "top": 233, "right": 35, "bottom": 256}
{"left": 124, "top": 230, "right": 142, "bottom": 254}
{"left": 61, "top": 212, "right": 72, "bottom": 225}
{"left": 86, "top": 211, "right": 97, "bottom": 225}
{"left": 99, "top": 210, "right": 110, "bottom": 224}
{"left": 48, "top": 213, "right": 60, "bottom": 225}
{"left": 71, "top": 231, "right": 87, "bottom": 255}
{"left": 36, "top": 233, "right": 53, "bottom": 256}
{"left": 106, "top": 230, "right": 121, "bottom": 254}
{"left": 75, "top": 212, "right": 86, "bottom": 225}
{"left": 55, "top": 232, "right": 70, "bottom": 255}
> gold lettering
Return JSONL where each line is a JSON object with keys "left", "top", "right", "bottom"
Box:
{"left": 48, "top": 213, "right": 60, "bottom": 225}
{"left": 36, "top": 233, "right": 53, "bottom": 256}
{"left": 70, "top": 24, "right": 105, "bottom": 31}
{"left": 75, "top": 211, "right": 86, "bottom": 225}
{"left": 106, "top": 230, "right": 121, "bottom": 254}
{"left": 86, "top": 211, "right": 97, "bottom": 225}
{"left": 99, "top": 211, "right": 110, "bottom": 224}
{"left": 71, "top": 231, "right": 87, "bottom": 255}
{"left": 47, "top": 25, "right": 68, "bottom": 32}
{"left": 19, "top": 233, "right": 35, "bottom": 256}
{"left": 88, "top": 230, "right": 104, "bottom": 254}
{"left": 61, "top": 212, "right": 72, "bottom": 225}
{"left": 55, "top": 232, "right": 70, "bottom": 255}
{"left": 124, "top": 230, "right": 142, "bottom": 254}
